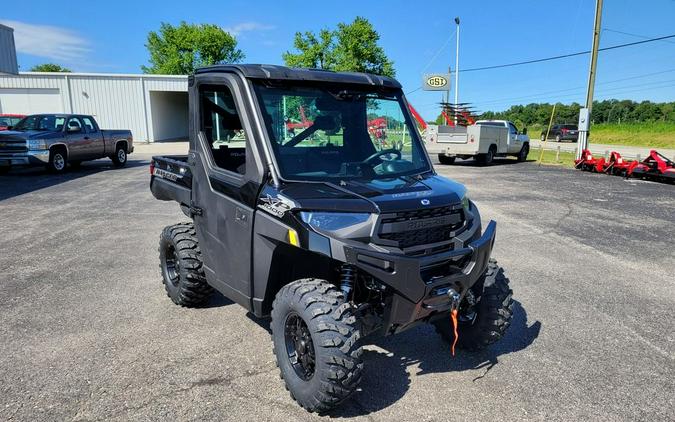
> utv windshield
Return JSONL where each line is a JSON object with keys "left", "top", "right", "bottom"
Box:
{"left": 253, "top": 82, "right": 431, "bottom": 181}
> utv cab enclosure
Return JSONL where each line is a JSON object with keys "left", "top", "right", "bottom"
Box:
{"left": 150, "top": 64, "right": 514, "bottom": 412}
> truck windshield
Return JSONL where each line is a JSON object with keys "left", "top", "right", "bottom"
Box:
{"left": 253, "top": 82, "right": 431, "bottom": 181}
{"left": 13, "top": 115, "right": 66, "bottom": 131}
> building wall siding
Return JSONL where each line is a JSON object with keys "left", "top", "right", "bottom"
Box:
{"left": 0, "top": 72, "right": 188, "bottom": 142}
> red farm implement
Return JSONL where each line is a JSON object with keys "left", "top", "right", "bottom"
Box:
{"left": 574, "top": 149, "right": 605, "bottom": 172}
{"left": 603, "top": 151, "right": 636, "bottom": 176}
{"left": 628, "top": 150, "right": 675, "bottom": 183}
{"left": 575, "top": 148, "right": 674, "bottom": 184}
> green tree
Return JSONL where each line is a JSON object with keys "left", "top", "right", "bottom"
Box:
{"left": 480, "top": 99, "right": 675, "bottom": 126}
{"left": 30, "top": 63, "right": 71, "bottom": 72}
{"left": 283, "top": 17, "right": 395, "bottom": 77}
{"left": 142, "top": 22, "right": 244, "bottom": 75}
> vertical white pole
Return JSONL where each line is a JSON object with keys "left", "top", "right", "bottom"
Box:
{"left": 454, "top": 17, "right": 460, "bottom": 125}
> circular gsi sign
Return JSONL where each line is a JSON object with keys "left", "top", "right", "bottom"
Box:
{"left": 426, "top": 75, "right": 448, "bottom": 88}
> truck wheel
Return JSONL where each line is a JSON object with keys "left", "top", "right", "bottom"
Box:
{"left": 271, "top": 279, "right": 363, "bottom": 413}
{"left": 47, "top": 148, "right": 67, "bottom": 173}
{"left": 477, "top": 146, "right": 495, "bottom": 165}
{"left": 517, "top": 144, "right": 529, "bottom": 162}
{"left": 555, "top": 134, "right": 562, "bottom": 142}
{"left": 158, "top": 222, "right": 213, "bottom": 307}
{"left": 433, "top": 259, "right": 513, "bottom": 351}
{"left": 111, "top": 145, "right": 127, "bottom": 168}
{"left": 540, "top": 134, "right": 546, "bottom": 141}
{"left": 438, "top": 154, "right": 456, "bottom": 165}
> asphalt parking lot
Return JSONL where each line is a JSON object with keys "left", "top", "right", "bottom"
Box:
{"left": 1, "top": 150, "right": 673, "bottom": 421}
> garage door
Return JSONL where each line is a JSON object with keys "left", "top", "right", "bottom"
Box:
{"left": 0, "top": 88, "right": 63, "bottom": 114}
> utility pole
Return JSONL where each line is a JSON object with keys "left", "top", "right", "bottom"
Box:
{"left": 577, "top": 0, "right": 603, "bottom": 159}
{"left": 454, "top": 17, "right": 460, "bottom": 124}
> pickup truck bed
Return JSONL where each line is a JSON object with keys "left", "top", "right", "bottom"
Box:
{"left": 150, "top": 155, "right": 192, "bottom": 209}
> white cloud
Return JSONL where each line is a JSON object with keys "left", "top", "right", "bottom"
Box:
{"left": 0, "top": 19, "right": 90, "bottom": 62}
{"left": 223, "top": 22, "right": 276, "bottom": 36}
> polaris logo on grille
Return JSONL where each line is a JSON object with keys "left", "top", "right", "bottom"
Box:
{"left": 420, "top": 199, "right": 430, "bottom": 205}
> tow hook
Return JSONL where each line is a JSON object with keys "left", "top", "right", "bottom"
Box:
{"left": 448, "top": 290, "right": 461, "bottom": 356}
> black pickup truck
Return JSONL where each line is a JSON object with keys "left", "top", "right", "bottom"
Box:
{"left": 150, "top": 64, "right": 514, "bottom": 412}
{"left": 0, "top": 114, "right": 133, "bottom": 173}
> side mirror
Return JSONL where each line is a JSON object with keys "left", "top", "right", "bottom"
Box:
{"left": 67, "top": 124, "right": 81, "bottom": 132}
{"left": 521, "top": 128, "right": 528, "bottom": 135}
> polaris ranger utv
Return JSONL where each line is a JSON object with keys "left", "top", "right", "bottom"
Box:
{"left": 150, "top": 64, "right": 513, "bottom": 412}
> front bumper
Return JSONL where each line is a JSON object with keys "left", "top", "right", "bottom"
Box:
{"left": 344, "top": 220, "right": 497, "bottom": 335}
{"left": 0, "top": 150, "right": 50, "bottom": 167}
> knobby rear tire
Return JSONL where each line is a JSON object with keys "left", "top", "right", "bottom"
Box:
{"left": 158, "top": 222, "right": 213, "bottom": 307}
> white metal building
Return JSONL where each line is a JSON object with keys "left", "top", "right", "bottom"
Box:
{"left": 0, "top": 24, "right": 19, "bottom": 75}
{"left": 0, "top": 72, "right": 189, "bottom": 142}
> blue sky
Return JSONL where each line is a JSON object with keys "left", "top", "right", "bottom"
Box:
{"left": 3, "top": 0, "right": 675, "bottom": 119}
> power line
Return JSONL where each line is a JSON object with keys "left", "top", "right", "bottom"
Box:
{"left": 406, "top": 33, "right": 675, "bottom": 96}
{"left": 420, "top": 32, "right": 456, "bottom": 74}
{"left": 470, "top": 68, "right": 675, "bottom": 107}
{"left": 477, "top": 79, "right": 675, "bottom": 110}
{"left": 462, "top": 33, "right": 675, "bottom": 73}
{"left": 603, "top": 28, "right": 675, "bottom": 45}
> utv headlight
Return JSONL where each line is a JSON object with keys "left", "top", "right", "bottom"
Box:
{"left": 27, "top": 139, "right": 48, "bottom": 150}
{"left": 300, "top": 212, "right": 371, "bottom": 232}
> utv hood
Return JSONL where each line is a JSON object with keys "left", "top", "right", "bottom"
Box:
{"left": 278, "top": 174, "right": 467, "bottom": 214}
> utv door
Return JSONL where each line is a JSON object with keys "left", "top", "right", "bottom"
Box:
{"left": 189, "top": 75, "right": 264, "bottom": 309}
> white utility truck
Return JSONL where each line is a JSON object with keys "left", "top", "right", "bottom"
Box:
{"left": 425, "top": 120, "right": 530, "bottom": 165}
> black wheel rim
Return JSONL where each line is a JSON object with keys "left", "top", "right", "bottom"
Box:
{"left": 284, "top": 312, "right": 316, "bottom": 380}
{"left": 164, "top": 245, "right": 180, "bottom": 286}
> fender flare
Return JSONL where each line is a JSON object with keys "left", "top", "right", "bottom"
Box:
{"left": 49, "top": 142, "right": 69, "bottom": 158}
{"left": 114, "top": 139, "right": 129, "bottom": 153}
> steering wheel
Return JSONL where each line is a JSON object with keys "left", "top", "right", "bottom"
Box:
{"left": 362, "top": 148, "right": 401, "bottom": 166}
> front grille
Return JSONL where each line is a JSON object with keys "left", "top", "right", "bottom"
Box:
{"left": 377, "top": 205, "right": 465, "bottom": 249}
{"left": 0, "top": 141, "right": 27, "bottom": 153}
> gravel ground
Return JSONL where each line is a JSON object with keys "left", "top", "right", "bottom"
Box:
{"left": 0, "top": 151, "right": 673, "bottom": 421}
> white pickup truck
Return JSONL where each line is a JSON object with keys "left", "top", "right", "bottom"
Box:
{"left": 425, "top": 120, "right": 530, "bottom": 165}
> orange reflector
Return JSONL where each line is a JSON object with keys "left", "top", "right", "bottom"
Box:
{"left": 450, "top": 309, "right": 459, "bottom": 356}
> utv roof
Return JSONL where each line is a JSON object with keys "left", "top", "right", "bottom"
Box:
{"left": 195, "top": 64, "right": 401, "bottom": 89}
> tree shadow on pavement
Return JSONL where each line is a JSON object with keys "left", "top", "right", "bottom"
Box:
{"left": 0, "top": 158, "right": 149, "bottom": 201}
{"left": 328, "top": 300, "right": 540, "bottom": 418}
